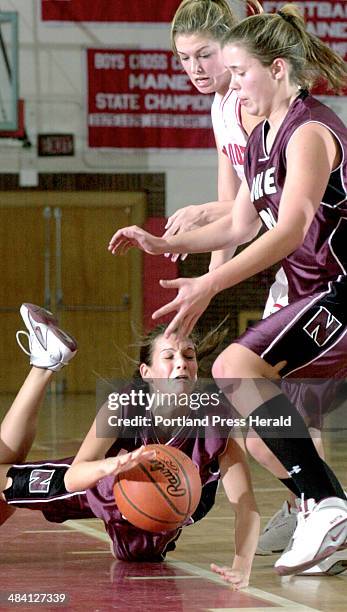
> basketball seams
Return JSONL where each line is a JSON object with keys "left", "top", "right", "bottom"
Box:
{"left": 114, "top": 444, "right": 201, "bottom": 531}
{"left": 115, "top": 478, "right": 183, "bottom": 527}
{"left": 137, "top": 462, "right": 188, "bottom": 518}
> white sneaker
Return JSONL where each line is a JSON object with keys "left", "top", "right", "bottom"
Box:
{"left": 299, "top": 549, "right": 347, "bottom": 576}
{"left": 16, "top": 303, "right": 77, "bottom": 371}
{"left": 274, "top": 497, "right": 347, "bottom": 576}
{"left": 256, "top": 500, "right": 299, "bottom": 555}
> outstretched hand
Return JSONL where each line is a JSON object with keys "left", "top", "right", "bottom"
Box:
{"left": 101, "top": 446, "right": 156, "bottom": 478}
{"left": 164, "top": 204, "right": 205, "bottom": 236}
{"left": 152, "top": 275, "right": 214, "bottom": 338}
{"left": 210, "top": 564, "right": 250, "bottom": 589}
{"left": 108, "top": 226, "right": 168, "bottom": 256}
{"left": 162, "top": 205, "right": 205, "bottom": 262}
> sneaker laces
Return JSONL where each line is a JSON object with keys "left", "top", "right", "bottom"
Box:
{"left": 15, "top": 330, "right": 32, "bottom": 356}
{"left": 293, "top": 495, "right": 317, "bottom": 540}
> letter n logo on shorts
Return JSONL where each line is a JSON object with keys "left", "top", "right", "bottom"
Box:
{"left": 303, "top": 307, "right": 342, "bottom": 347}
{"left": 29, "top": 469, "right": 55, "bottom": 494}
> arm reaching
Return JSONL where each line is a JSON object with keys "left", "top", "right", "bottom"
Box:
{"left": 109, "top": 180, "right": 260, "bottom": 258}
{"left": 209, "top": 140, "right": 242, "bottom": 270}
{"left": 108, "top": 213, "right": 235, "bottom": 257}
{"left": 108, "top": 226, "right": 168, "bottom": 256}
{"left": 64, "top": 445, "right": 156, "bottom": 492}
{"left": 164, "top": 201, "right": 232, "bottom": 237}
{"left": 211, "top": 436, "right": 260, "bottom": 589}
{"left": 152, "top": 124, "right": 337, "bottom": 338}
{"left": 163, "top": 200, "right": 234, "bottom": 263}
{"left": 63, "top": 407, "right": 155, "bottom": 492}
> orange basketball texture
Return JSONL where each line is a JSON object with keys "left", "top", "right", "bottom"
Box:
{"left": 113, "top": 444, "right": 202, "bottom": 532}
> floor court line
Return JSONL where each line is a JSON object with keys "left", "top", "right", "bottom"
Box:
{"left": 64, "top": 519, "right": 321, "bottom": 612}
{"left": 217, "top": 488, "right": 284, "bottom": 494}
{"left": 24, "top": 529, "right": 77, "bottom": 533}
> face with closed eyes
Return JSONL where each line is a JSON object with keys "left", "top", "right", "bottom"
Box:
{"left": 175, "top": 33, "right": 230, "bottom": 96}
{"left": 140, "top": 333, "right": 198, "bottom": 395}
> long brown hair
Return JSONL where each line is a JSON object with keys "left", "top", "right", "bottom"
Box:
{"left": 221, "top": 4, "right": 347, "bottom": 93}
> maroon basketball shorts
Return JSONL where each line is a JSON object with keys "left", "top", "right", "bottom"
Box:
{"left": 236, "top": 284, "right": 347, "bottom": 428}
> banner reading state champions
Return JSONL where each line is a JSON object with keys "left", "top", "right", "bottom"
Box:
{"left": 87, "top": 49, "right": 215, "bottom": 149}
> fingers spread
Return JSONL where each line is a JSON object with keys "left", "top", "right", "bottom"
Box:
{"left": 152, "top": 297, "right": 179, "bottom": 320}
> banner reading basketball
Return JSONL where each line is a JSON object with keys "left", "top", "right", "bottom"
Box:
{"left": 87, "top": 49, "right": 214, "bottom": 149}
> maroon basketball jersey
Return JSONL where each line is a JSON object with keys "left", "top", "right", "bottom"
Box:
{"left": 244, "top": 91, "right": 347, "bottom": 302}
{"left": 83, "top": 398, "right": 231, "bottom": 560}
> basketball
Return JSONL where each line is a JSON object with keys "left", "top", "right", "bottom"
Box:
{"left": 113, "top": 444, "right": 202, "bottom": 532}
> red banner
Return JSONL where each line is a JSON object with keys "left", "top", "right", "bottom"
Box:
{"left": 87, "top": 49, "right": 215, "bottom": 149}
{"left": 41, "top": 0, "right": 181, "bottom": 23}
{"left": 261, "top": 1, "right": 347, "bottom": 94}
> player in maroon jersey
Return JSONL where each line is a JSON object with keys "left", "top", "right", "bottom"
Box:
{"left": 168, "top": 0, "right": 334, "bottom": 561}
{"left": 0, "top": 304, "right": 259, "bottom": 589}
{"left": 109, "top": 4, "right": 347, "bottom": 576}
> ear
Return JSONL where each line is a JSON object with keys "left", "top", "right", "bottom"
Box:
{"left": 139, "top": 362, "right": 151, "bottom": 380}
{"left": 271, "top": 57, "right": 287, "bottom": 80}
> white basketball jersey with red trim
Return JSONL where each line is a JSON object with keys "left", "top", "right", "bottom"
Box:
{"left": 211, "top": 89, "right": 288, "bottom": 315}
{"left": 262, "top": 267, "right": 289, "bottom": 318}
{"left": 211, "top": 89, "right": 247, "bottom": 182}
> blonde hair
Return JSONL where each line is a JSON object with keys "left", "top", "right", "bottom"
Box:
{"left": 171, "top": 0, "right": 262, "bottom": 55}
{"left": 221, "top": 4, "right": 347, "bottom": 93}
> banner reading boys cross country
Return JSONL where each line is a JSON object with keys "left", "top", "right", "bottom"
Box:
{"left": 41, "top": 0, "right": 181, "bottom": 23}
{"left": 261, "top": 1, "right": 347, "bottom": 94}
{"left": 87, "top": 49, "right": 215, "bottom": 149}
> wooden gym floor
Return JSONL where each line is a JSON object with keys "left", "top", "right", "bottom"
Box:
{"left": 0, "top": 393, "right": 346, "bottom": 611}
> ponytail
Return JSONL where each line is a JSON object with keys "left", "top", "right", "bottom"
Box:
{"left": 221, "top": 4, "right": 347, "bottom": 93}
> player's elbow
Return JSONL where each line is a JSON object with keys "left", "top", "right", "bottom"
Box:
{"left": 233, "top": 219, "right": 261, "bottom": 246}
{"left": 283, "top": 231, "right": 305, "bottom": 254}
{"left": 64, "top": 467, "right": 79, "bottom": 493}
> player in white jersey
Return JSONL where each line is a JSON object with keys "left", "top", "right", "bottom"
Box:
{"left": 211, "top": 87, "right": 247, "bottom": 183}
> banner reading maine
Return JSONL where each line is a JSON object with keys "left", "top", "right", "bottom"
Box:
{"left": 41, "top": 0, "right": 181, "bottom": 23}
{"left": 87, "top": 49, "right": 214, "bottom": 149}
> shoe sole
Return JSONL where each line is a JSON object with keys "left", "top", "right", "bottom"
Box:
{"left": 323, "top": 560, "right": 347, "bottom": 575}
{"left": 299, "top": 560, "right": 347, "bottom": 576}
{"left": 20, "top": 303, "right": 78, "bottom": 352}
{"left": 275, "top": 518, "right": 347, "bottom": 576}
{"left": 256, "top": 548, "right": 284, "bottom": 556}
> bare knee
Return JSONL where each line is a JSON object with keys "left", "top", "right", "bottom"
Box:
{"left": 212, "top": 344, "right": 252, "bottom": 379}
{"left": 212, "top": 344, "right": 275, "bottom": 380}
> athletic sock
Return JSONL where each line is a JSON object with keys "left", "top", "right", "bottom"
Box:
{"left": 249, "top": 394, "right": 345, "bottom": 501}
{"left": 278, "top": 460, "right": 345, "bottom": 500}
{"left": 279, "top": 477, "right": 300, "bottom": 497}
{"left": 321, "top": 459, "right": 346, "bottom": 500}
